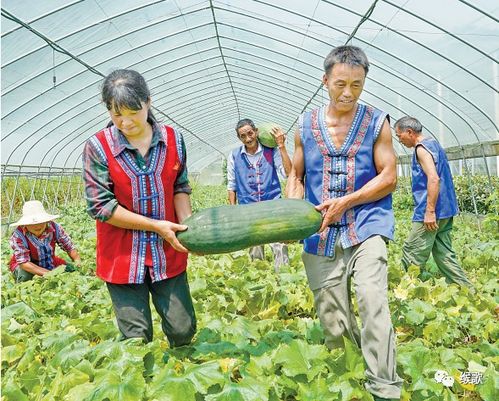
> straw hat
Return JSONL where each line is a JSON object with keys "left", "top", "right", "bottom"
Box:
{"left": 10, "top": 200, "right": 60, "bottom": 227}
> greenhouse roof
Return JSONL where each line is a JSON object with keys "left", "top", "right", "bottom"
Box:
{"left": 1, "top": 0, "right": 498, "bottom": 173}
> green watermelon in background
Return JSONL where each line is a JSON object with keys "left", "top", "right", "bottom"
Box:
{"left": 257, "top": 122, "right": 283, "bottom": 148}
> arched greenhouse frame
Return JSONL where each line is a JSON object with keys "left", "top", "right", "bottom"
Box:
{"left": 1, "top": 1, "right": 498, "bottom": 400}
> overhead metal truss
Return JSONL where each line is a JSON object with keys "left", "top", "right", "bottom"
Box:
{"left": 1, "top": 0, "right": 498, "bottom": 174}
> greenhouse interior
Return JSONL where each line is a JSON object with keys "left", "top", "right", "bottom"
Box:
{"left": 1, "top": 1, "right": 498, "bottom": 400}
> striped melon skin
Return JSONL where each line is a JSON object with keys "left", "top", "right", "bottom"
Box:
{"left": 177, "top": 199, "right": 322, "bottom": 254}
{"left": 257, "top": 122, "right": 279, "bottom": 148}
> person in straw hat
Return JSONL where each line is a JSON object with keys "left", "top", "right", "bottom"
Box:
{"left": 8, "top": 200, "right": 81, "bottom": 282}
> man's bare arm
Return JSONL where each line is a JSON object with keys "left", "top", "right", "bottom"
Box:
{"left": 416, "top": 146, "right": 439, "bottom": 231}
{"left": 285, "top": 129, "right": 305, "bottom": 199}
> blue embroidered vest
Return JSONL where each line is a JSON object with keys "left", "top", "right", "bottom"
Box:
{"left": 233, "top": 145, "right": 281, "bottom": 204}
{"left": 412, "top": 138, "right": 459, "bottom": 221}
{"left": 300, "top": 104, "right": 394, "bottom": 257}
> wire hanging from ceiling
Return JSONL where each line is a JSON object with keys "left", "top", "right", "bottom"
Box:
{"left": 285, "top": 0, "right": 381, "bottom": 134}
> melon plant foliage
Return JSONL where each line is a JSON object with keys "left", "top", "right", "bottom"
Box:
{"left": 1, "top": 185, "right": 498, "bottom": 401}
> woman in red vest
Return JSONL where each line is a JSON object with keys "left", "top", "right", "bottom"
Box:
{"left": 82, "top": 69, "right": 196, "bottom": 345}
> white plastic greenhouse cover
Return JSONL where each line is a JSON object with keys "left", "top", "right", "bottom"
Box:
{"left": 1, "top": 0, "right": 498, "bottom": 174}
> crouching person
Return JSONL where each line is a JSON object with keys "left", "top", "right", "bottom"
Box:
{"left": 9, "top": 200, "right": 81, "bottom": 282}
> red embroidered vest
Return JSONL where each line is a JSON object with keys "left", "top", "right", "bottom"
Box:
{"left": 95, "top": 125, "right": 187, "bottom": 284}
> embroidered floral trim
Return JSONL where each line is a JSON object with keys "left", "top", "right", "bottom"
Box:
{"left": 343, "top": 106, "right": 373, "bottom": 246}
{"left": 103, "top": 127, "right": 168, "bottom": 283}
{"left": 311, "top": 108, "right": 331, "bottom": 255}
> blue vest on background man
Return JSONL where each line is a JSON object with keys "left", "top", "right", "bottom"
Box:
{"left": 232, "top": 145, "right": 281, "bottom": 204}
{"left": 412, "top": 138, "right": 459, "bottom": 222}
{"left": 300, "top": 104, "right": 394, "bottom": 257}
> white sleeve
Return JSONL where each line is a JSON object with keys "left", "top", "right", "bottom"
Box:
{"left": 226, "top": 151, "right": 237, "bottom": 191}
{"left": 273, "top": 150, "right": 286, "bottom": 180}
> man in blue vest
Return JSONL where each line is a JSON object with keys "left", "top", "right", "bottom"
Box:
{"left": 227, "top": 118, "right": 292, "bottom": 271}
{"left": 395, "top": 116, "right": 473, "bottom": 289}
{"left": 287, "top": 46, "right": 402, "bottom": 401}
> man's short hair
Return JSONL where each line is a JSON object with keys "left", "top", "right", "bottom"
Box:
{"left": 235, "top": 118, "right": 256, "bottom": 135}
{"left": 324, "top": 45, "right": 369, "bottom": 75}
{"left": 394, "top": 116, "right": 423, "bottom": 133}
